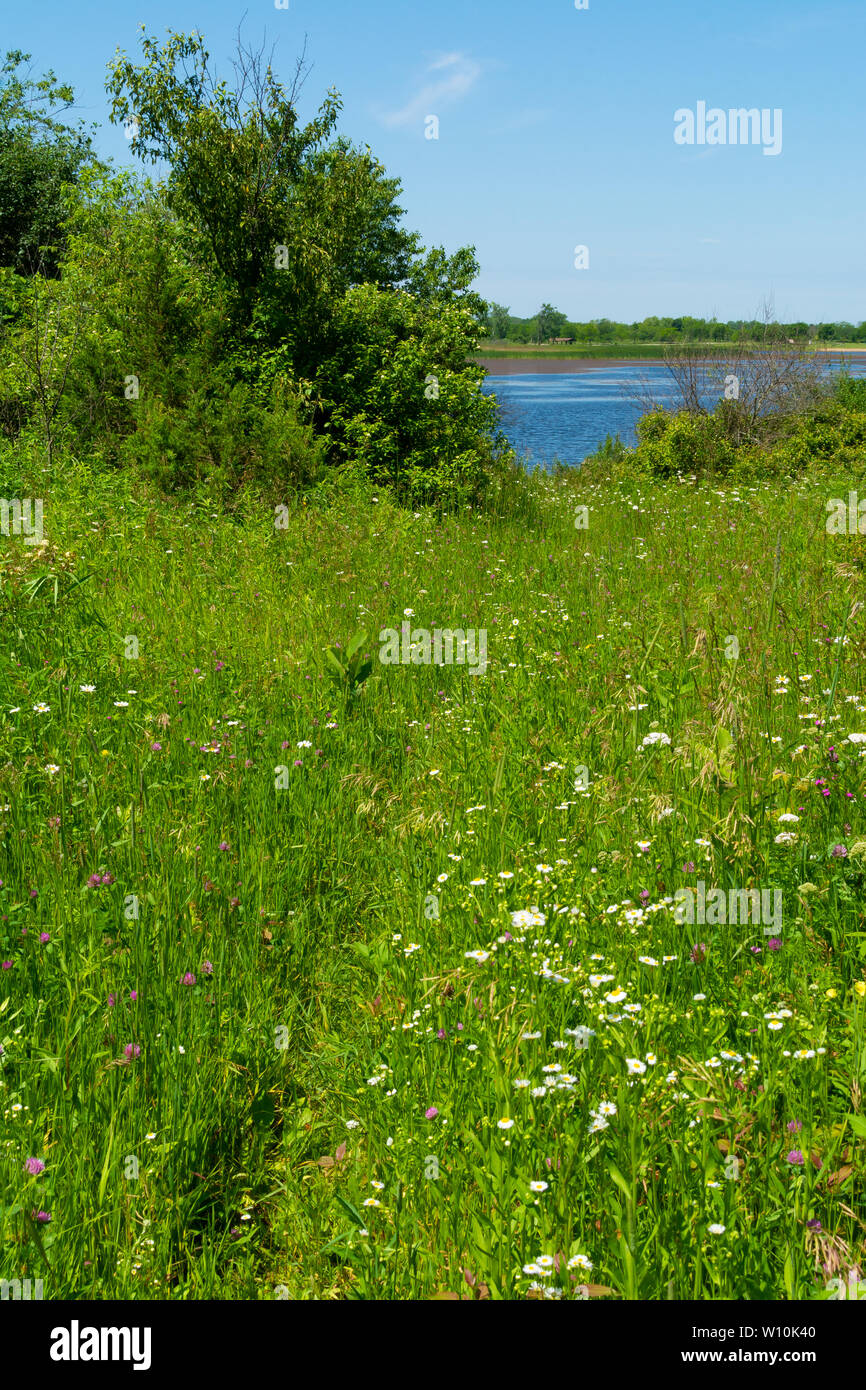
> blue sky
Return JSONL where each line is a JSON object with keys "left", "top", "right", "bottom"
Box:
{"left": 10, "top": 0, "right": 864, "bottom": 321}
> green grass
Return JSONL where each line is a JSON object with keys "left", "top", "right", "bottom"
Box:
{"left": 1, "top": 450, "right": 865, "bottom": 1301}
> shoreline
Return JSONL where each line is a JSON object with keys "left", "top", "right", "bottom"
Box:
{"left": 476, "top": 350, "right": 866, "bottom": 376}
{"left": 477, "top": 357, "right": 644, "bottom": 375}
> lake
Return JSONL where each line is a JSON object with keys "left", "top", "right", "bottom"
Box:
{"left": 480, "top": 356, "right": 866, "bottom": 470}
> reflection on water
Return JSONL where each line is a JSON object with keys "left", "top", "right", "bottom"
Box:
{"left": 481, "top": 359, "right": 866, "bottom": 471}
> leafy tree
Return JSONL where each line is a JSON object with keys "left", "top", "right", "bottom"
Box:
{"left": 311, "top": 245, "right": 506, "bottom": 505}
{"left": 485, "top": 301, "right": 510, "bottom": 340}
{"left": 107, "top": 30, "right": 426, "bottom": 356}
{"left": 0, "top": 51, "right": 100, "bottom": 276}
{"left": 107, "top": 30, "right": 350, "bottom": 322}
{"left": 102, "top": 28, "right": 503, "bottom": 502}
{"left": 507, "top": 315, "right": 531, "bottom": 343}
{"left": 536, "top": 303, "right": 567, "bottom": 342}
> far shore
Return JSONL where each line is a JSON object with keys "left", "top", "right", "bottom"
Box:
{"left": 476, "top": 349, "right": 866, "bottom": 376}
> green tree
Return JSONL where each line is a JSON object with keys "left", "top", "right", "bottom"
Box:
{"left": 2, "top": 29, "right": 510, "bottom": 504}
{"left": 107, "top": 29, "right": 347, "bottom": 324}
{"left": 536, "top": 303, "right": 567, "bottom": 343}
{"left": 485, "top": 301, "right": 511, "bottom": 340}
{"left": 106, "top": 29, "right": 425, "bottom": 362}
{"left": 0, "top": 50, "right": 101, "bottom": 276}
{"left": 314, "top": 272, "right": 510, "bottom": 506}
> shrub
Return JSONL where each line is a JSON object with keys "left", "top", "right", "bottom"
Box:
{"left": 314, "top": 282, "right": 511, "bottom": 508}
{"left": 116, "top": 377, "right": 325, "bottom": 498}
{"left": 633, "top": 409, "right": 737, "bottom": 478}
{"left": 834, "top": 374, "right": 866, "bottom": 413}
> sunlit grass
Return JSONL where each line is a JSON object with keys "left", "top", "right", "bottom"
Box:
{"left": 0, "top": 453, "right": 864, "bottom": 1299}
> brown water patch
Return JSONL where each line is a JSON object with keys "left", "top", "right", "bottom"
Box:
{"left": 476, "top": 357, "right": 654, "bottom": 375}
{"left": 477, "top": 350, "right": 866, "bottom": 376}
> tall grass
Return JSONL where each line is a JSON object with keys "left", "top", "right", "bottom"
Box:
{"left": 0, "top": 446, "right": 864, "bottom": 1299}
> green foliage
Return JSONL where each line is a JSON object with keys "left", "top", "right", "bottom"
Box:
{"left": 87, "top": 28, "right": 504, "bottom": 505}
{"left": 105, "top": 30, "right": 418, "bottom": 338}
{"left": 0, "top": 129, "right": 88, "bottom": 276}
{"left": 107, "top": 30, "right": 338, "bottom": 319}
{"left": 581, "top": 378, "right": 866, "bottom": 484}
{"left": 311, "top": 273, "right": 514, "bottom": 508}
{"left": 325, "top": 629, "right": 373, "bottom": 700}
{"left": 632, "top": 409, "right": 738, "bottom": 478}
{"left": 116, "top": 376, "right": 325, "bottom": 498}
{"left": 764, "top": 411, "right": 866, "bottom": 478}
{"left": 833, "top": 373, "right": 866, "bottom": 413}
{"left": 484, "top": 301, "right": 511, "bottom": 341}
{"left": 0, "top": 30, "right": 507, "bottom": 506}
{"left": 535, "top": 303, "right": 568, "bottom": 343}
{"left": 485, "top": 311, "right": 866, "bottom": 347}
{"left": 577, "top": 432, "right": 628, "bottom": 468}
{"left": 0, "top": 51, "right": 101, "bottom": 276}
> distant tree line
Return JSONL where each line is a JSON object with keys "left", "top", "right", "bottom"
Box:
{"left": 482, "top": 302, "right": 866, "bottom": 345}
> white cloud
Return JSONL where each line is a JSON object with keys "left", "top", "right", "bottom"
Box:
{"left": 379, "top": 52, "right": 482, "bottom": 129}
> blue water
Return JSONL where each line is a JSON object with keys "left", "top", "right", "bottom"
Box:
{"left": 481, "top": 358, "right": 866, "bottom": 470}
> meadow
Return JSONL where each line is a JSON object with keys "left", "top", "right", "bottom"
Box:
{"left": 1, "top": 446, "right": 865, "bottom": 1301}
